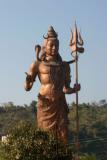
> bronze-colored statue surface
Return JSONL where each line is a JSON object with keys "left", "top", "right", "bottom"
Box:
{"left": 24, "top": 26, "right": 80, "bottom": 143}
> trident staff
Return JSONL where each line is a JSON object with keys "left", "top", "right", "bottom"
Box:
{"left": 70, "top": 22, "right": 84, "bottom": 158}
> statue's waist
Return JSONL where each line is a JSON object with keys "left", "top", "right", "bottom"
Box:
{"left": 38, "top": 91, "right": 64, "bottom": 102}
{"left": 39, "top": 84, "right": 64, "bottom": 95}
{"left": 37, "top": 93, "right": 68, "bottom": 112}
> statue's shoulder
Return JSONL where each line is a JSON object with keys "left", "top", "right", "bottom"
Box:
{"left": 34, "top": 60, "right": 40, "bottom": 66}
{"left": 29, "top": 60, "right": 40, "bottom": 72}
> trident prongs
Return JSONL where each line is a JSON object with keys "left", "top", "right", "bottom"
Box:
{"left": 78, "top": 31, "right": 84, "bottom": 46}
{"left": 69, "top": 28, "right": 74, "bottom": 46}
{"left": 70, "top": 22, "right": 84, "bottom": 54}
{"left": 74, "top": 21, "right": 78, "bottom": 44}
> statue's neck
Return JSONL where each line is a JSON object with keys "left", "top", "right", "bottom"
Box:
{"left": 45, "top": 55, "right": 57, "bottom": 62}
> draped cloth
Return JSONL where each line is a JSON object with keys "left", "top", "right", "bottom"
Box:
{"left": 37, "top": 93, "right": 69, "bottom": 142}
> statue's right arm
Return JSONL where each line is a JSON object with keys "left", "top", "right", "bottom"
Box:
{"left": 24, "top": 61, "right": 39, "bottom": 91}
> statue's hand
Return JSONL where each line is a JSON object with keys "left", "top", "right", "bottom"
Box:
{"left": 25, "top": 72, "right": 32, "bottom": 83}
{"left": 73, "top": 83, "right": 81, "bottom": 92}
{"left": 63, "top": 83, "right": 81, "bottom": 94}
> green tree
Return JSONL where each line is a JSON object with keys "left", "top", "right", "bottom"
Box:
{"left": 29, "top": 100, "right": 37, "bottom": 114}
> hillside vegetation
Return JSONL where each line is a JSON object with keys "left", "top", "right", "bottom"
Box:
{"left": 0, "top": 100, "right": 107, "bottom": 159}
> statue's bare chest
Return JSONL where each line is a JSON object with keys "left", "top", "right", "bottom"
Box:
{"left": 38, "top": 62, "right": 50, "bottom": 74}
{"left": 38, "top": 62, "right": 66, "bottom": 89}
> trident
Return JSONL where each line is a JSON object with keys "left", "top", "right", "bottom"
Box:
{"left": 70, "top": 22, "right": 84, "bottom": 159}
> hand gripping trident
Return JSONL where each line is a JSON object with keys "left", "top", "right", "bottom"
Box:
{"left": 70, "top": 22, "right": 84, "bottom": 159}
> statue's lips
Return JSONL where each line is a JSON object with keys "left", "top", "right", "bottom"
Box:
{"left": 51, "top": 52, "right": 56, "bottom": 55}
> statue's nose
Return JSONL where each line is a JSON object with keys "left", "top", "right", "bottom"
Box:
{"left": 52, "top": 45, "right": 55, "bottom": 49}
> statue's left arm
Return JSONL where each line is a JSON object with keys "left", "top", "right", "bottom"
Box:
{"left": 63, "top": 62, "right": 80, "bottom": 94}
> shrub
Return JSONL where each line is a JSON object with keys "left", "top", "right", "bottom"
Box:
{"left": 1, "top": 121, "right": 72, "bottom": 160}
{"left": 79, "top": 153, "right": 96, "bottom": 160}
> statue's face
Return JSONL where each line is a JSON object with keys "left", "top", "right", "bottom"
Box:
{"left": 45, "top": 39, "right": 59, "bottom": 56}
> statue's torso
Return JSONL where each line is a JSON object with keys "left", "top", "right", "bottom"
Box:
{"left": 38, "top": 61, "right": 66, "bottom": 98}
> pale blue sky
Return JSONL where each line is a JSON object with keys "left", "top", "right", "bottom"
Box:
{"left": 0, "top": 0, "right": 107, "bottom": 105}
